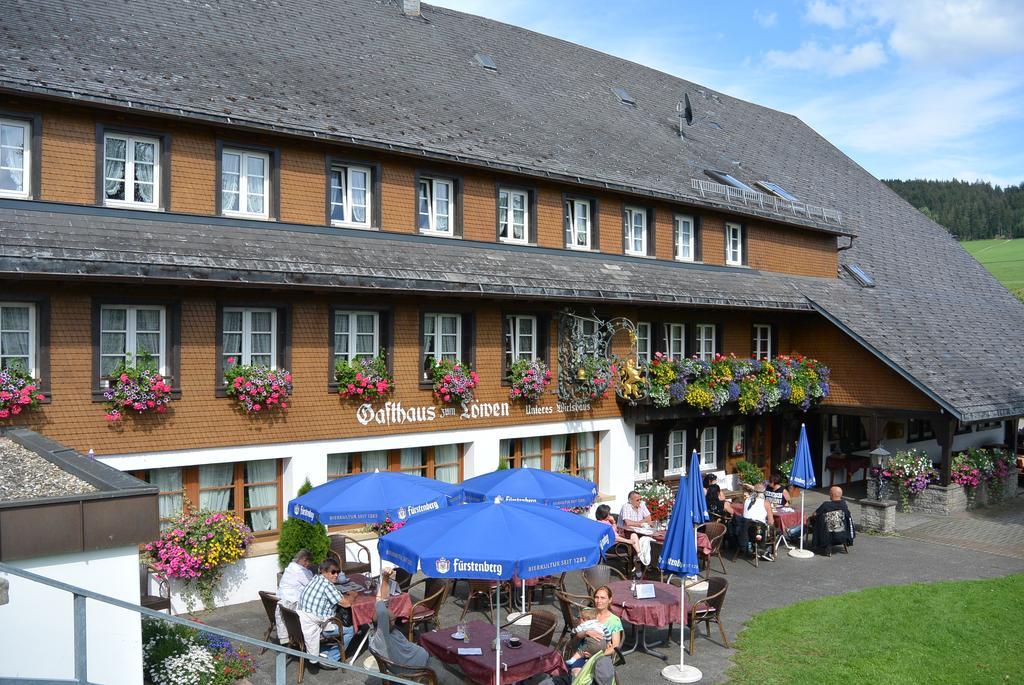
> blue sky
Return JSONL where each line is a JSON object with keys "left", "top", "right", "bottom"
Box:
{"left": 433, "top": 0, "right": 1024, "bottom": 188}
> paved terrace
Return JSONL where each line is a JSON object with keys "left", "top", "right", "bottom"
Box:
{"left": 199, "top": 493, "right": 1024, "bottom": 684}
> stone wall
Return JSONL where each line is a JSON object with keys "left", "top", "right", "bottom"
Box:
{"left": 858, "top": 498, "right": 896, "bottom": 533}
{"left": 895, "top": 471, "right": 1018, "bottom": 515}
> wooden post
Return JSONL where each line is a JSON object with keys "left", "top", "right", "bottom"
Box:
{"left": 934, "top": 417, "right": 956, "bottom": 486}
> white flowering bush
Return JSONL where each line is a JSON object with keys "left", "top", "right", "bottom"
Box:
{"left": 150, "top": 645, "right": 215, "bottom": 685}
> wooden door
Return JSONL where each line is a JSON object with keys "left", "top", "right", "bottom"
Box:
{"left": 750, "top": 418, "right": 772, "bottom": 479}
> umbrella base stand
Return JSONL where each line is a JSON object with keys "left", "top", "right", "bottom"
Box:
{"left": 662, "top": 664, "right": 702, "bottom": 683}
{"left": 788, "top": 548, "right": 814, "bottom": 559}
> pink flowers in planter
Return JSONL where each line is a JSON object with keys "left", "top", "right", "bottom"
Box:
{"left": 429, "top": 358, "right": 479, "bottom": 404}
{"left": 0, "top": 366, "right": 45, "bottom": 419}
{"left": 508, "top": 359, "right": 552, "bottom": 403}
{"left": 103, "top": 357, "right": 172, "bottom": 421}
{"left": 335, "top": 352, "right": 393, "bottom": 400}
{"left": 224, "top": 357, "right": 293, "bottom": 414}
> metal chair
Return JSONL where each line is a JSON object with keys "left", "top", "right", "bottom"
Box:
{"left": 329, "top": 534, "right": 372, "bottom": 575}
{"left": 257, "top": 590, "right": 279, "bottom": 653}
{"left": 686, "top": 576, "right": 731, "bottom": 653}
{"left": 279, "top": 605, "right": 346, "bottom": 684}
{"left": 139, "top": 564, "right": 171, "bottom": 614}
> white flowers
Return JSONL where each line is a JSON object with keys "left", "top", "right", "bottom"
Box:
{"left": 149, "top": 644, "right": 214, "bottom": 685}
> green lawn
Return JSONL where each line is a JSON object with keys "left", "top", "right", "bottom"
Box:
{"left": 963, "top": 238, "right": 1024, "bottom": 294}
{"left": 726, "top": 574, "right": 1024, "bottom": 684}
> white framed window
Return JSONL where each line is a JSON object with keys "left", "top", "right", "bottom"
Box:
{"left": 221, "top": 149, "right": 269, "bottom": 219}
{"left": 575, "top": 319, "right": 603, "bottom": 357}
{"left": 99, "top": 305, "right": 166, "bottom": 379}
{"left": 498, "top": 188, "right": 529, "bottom": 244}
{"left": 624, "top": 206, "right": 647, "bottom": 256}
{"left": 699, "top": 427, "right": 718, "bottom": 469}
{"left": 695, "top": 324, "right": 715, "bottom": 361}
{"left": 423, "top": 313, "right": 462, "bottom": 375}
{"left": 330, "top": 165, "right": 371, "bottom": 227}
{"left": 223, "top": 308, "right": 277, "bottom": 368}
{"left": 103, "top": 133, "right": 159, "bottom": 208}
{"left": 666, "top": 429, "right": 686, "bottom": 477}
{"left": 334, "top": 311, "right": 379, "bottom": 363}
{"left": 635, "top": 432, "right": 653, "bottom": 480}
{"left": 666, "top": 323, "right": 685, "bottom": 359}
{"left": 725, "top": 222, "right": 743, "bottom": 265}
{"left": 636, "top": 321, "right": 651, "bottom": 364}
{"left": 418, "top": 177, "right": 454, "bottom": 235}
{"left": 0, "top": 302, "right": 36, "bottom": 376}
{"left": 504, "top": 315, "right": 537, "bottom": 365}
{"left": 0, "top": 118, "right": 31, "bottom": 199}
{"left": 674, "top": 214, "right": 694, "bottom": 262}
{"left": 564, "top": 198, "right": 592, "bottom": 250}
{"left": 753, "top": 324, "right": 772, "bottom": 360}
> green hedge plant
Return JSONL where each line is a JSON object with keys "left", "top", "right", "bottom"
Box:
{"left": 276, "top": 479, "right": 330, "bottom": 570}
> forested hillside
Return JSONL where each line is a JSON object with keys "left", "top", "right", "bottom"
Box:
{"left": 884, "top": 179, "right": 1024, "bottom": 240}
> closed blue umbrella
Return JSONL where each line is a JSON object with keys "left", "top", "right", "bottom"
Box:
{"left": 658, "top": 472, "right": 702, "bottom": 682}
{"left": 460, "top": 467, "right": 598, "bottom": 508}
{"left": 378, "top": 499, "right": 613, "bottom": 685}
{"left": 788, "top": 423, "right": 817, "bottom": 559}
{"left": 686, "top": 449, "right": 710, "bottom": 526}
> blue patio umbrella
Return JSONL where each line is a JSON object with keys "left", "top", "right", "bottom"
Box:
{"left": 686, "top": 449, "right": 710, "bottom": 526}
{"left": 658, "top": 469, "right": 702, "bottom": 683}
{"left": 788, "top": 423, "right": 817, "bottom": 559}
{"left": 460, "top": 467, "right": 598, "bottom": 508}
{"left": 378, "top": 499, "right": 614, "bottom": 685}
{"left": 287, "top": 470, "right": 461, "bottom": 526}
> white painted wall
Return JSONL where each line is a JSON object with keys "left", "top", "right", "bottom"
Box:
{"left": 0, "top": 546, "right": 143, "bottom": 685}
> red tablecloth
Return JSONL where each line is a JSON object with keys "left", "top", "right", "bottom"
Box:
{"left": 608, "top": 580, "right": 685, "bottom": 628}
{"left": 727, "top": 502, "right": 804, "bottom": 532}
{"left": 623, "top": 526, "right": 712, "bottom": 556}
{"left": 420, "top": 620, "right": 566, "bottom": 685}
{"left": 340, "top": 574, "right": 413, "bottom": 628}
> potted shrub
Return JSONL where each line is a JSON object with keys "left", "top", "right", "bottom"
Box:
{"left": 507, "top": 359, "right": 552, "bottom": 403}
{"left": 102, "top": 353, "right": 172, "bottom": 422}
{"left": 0, "top": 364, "right": 45, "bottom": 420}
{"left": 335, "top": 351, "right": 392, "bottom": 401}
{"left": 733, "top": 459, "right": 766, "bottom": 488}
{"left": 277, "top": 479, "right": 329, "bottom": 570}
{"left": 429, "top": 358, "right": 478, "bottom": 404}
{"left": 224, "top": 357, "right": 293, "bottom": 414}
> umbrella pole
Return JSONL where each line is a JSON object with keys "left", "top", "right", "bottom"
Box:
{"left": 495, "top": 582, "right": 502, "bottom": 685}
{"left": 788, "top": 489, "right": 814, "bottom": 559}
{"left": 661, "top": 569, "right": 702, "bottom": 682}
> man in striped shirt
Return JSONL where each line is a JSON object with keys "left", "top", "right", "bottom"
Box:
{"left": 298, "top": 559, "right": 355, "bottom": 666}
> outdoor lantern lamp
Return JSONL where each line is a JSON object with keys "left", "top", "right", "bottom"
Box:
{"left": 869, "top": 444, "right": 891, "bottom": 500}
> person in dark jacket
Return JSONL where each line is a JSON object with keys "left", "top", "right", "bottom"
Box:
{"left": 808, "top": 486, "right": 855, "bottom": 554}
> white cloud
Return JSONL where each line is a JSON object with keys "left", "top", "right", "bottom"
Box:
{"left": 752, "top": 9, "right": 777, "bottom": 28}
{"left": 763, "top": 41, "right": 887, "bottom": 76}
{"left": 805, "top": 0, "right": 847, "bottom": 28}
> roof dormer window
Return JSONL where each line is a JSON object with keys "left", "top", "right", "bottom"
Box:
{"left": 705, "top": 170, "right": 754, "bottom": 192}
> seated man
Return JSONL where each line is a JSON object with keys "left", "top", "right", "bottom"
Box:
{"left": 275, "top": 549, "right": 314, "bottom": 643}
{"left": 297, "top": 560, "right": 357, "bottom": 666}
{"left": 809, "top": 486, "right": 855, "bottom": 554}
{"left": 734, "top": 483, "right": 775, "bottom": 560}
{"left": 618, "top": 491, "right": 652, "bottom": 529}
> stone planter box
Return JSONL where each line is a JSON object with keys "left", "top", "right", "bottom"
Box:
{"left": 858, "top": 498, "right": 896, "bottom": 533}
{"left": 893, "top": 471, "right": 1018, "bottom": 515}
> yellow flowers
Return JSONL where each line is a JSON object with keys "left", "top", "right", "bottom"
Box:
{"left": 685, "top": 384, "right": 714, "bottom": 410}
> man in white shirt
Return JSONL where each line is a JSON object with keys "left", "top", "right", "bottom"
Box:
{"left": 619, "top": 490, "right": 652, "bottom": 528}
{"left": 275, "top": 549, "right": 314, "bottom": 643}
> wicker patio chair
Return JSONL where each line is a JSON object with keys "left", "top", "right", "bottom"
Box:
{"left": 459, "top": 578, "right": 511, "bottom": 623}
{"left": 257, "top": 590, "right": 279, "bottom": 653}
{"left": 687, "top": 576, "right": 731, "bottom": 654}
{"left": 139, "top": 564, "right": 171, "bottom": 614}
{"left": 329, "top": 534, "right": 372, "bottom": 575}
{"left": 368, "top": 644, "right": 437, "bottom": 685}
{"left": 404, "top": 577, "right": 450, "bottom": 640}
{"left": 582, "top": 564, "right": 626, "bottom": 595}
{"left": 697, "top": 521, "right": 728, "bottom": 575}
{"left": 278, "top": 605, "right": 346, "bottom": 684}
{"left": 502, "top": 608, "right": 558, "bottom": 647}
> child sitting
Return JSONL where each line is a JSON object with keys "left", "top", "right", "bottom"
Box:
{"left": 566, "top": 609, "right": 610, "bottom": 674}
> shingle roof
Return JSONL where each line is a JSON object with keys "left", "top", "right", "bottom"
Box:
{"left": 1, "top": 0, "right": 1023, "bottom": 421}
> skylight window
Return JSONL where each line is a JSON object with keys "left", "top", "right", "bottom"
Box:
{"left": 612, "top": 87, "right": 636, "bottom": 106}
{"left": 705, "top": 170, "right": 754, "bottom": 192}
{"left": 843, "top": 263, "right": 875, "bottom": 288}
{"left": 473, "top": 53, "right": 497, "bottom": 71}
{"left": 757, "top": 181, "right": 799, "bottom": 202}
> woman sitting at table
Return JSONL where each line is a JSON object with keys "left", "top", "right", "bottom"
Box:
{"left": 594, "top": 504, "right": 649, "bottom": 574}
{"left": 703, "top": 473, "right": 727, "bottom": 519}
{"left": 571, "top": 586, "right": 623, "bottom": 678}
{"left": 735, "top": 483, "right": 775, "bottom": 558}
{"left": 765, "top": 473, "right": 791, "bottom": 508}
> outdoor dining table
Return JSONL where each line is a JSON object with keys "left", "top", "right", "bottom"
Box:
{"left": 726, "top": 502, "right": 806, "bottom": 553}
{"left": 607, "top": 579, "right": 686, "bottom": 660}
{"left": 335, "top": 573, "right": 413, "bottom": 629}
{"left": 623, "top": 525, "right": 712, "bottom": 556}
{"left": 420, "top": 619, "right": 567, "bottom": 685}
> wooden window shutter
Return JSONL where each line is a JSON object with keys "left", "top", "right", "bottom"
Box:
{"left": 672, "top": 216, "right": 679, "bottom": 260}
{"left": 563, "top": 199, "right": 573, "bottom": 247}
{"left": 537, "top": 314, "right": 551, "bottom": 366}
{"left": 528, "top": 190, "right": 538, "bottom": 245}
{"left": 453, "top": 179, "right": 464, "bottom": 238}
{"left": 622, "top": 205, "right": 630, "bottom": 254}
{"left": 770, "top": 325, "right": 779, "bottom": 358}
{"left": 694, "top": 216, "right": 703, "bottom": 262}
{"left": 740, "top": 223, "right": 748, "bottom": 265}
{"left": 714, "top": 324, "right": 723, "bottom": 356}
{"left": 647, "top": 208, "right": 656, "bottom": 257}
{"left": 462, "top": 312, "right": 476, "bottom": 367}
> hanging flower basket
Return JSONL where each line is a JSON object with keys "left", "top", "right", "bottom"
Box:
{"left": 224, "top": 358, "right": 292, "bottom": 414}
{"left": 577, "top": 356, "right": 618, "bottom": 401}
{"left": 429, "top": 358, "right": 478, "bottom": 404}
{"left": 507, "top": 359, "right": 552, "bottom": 403}
{"left": 335, "top": 351, "right": 393, "bottom": 401}
{"left": 0, "top": 365, "right": 45, "bottom": 420}
{"left": 103, "top": 355, "right": 172, "bottom": 422}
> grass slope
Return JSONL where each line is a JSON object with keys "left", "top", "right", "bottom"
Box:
{"left": 726, "top": 574, "right": 1024, "bottom": 684}
{"left": 963, "top": 238, "right": 1024, "bottom": 294}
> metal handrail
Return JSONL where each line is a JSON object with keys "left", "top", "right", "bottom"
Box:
{"left": 0, "top": 562, "right": 419, "bottom": 685}
{"left": 690, "top": 178, "right": 843, "bottom": 224}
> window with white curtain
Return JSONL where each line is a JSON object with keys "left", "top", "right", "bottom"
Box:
{"left": 504, "top": 315, "right": 537, "bottom": 367}
{"left": 433, "top": 444, "right": 460, "bottom": 484}
{"left": 400, "top": 447, "right": 427, "bottom": 477}
{"left": 635, "top": 433, "right": 652, "bottom": 480}
{"left": 103, "top": 133, "right": 159, "bottom": 208}
{"left": 328, "top": 450, "right": 389, "bottom": 478}
{"left": 334, "top": 311, "right": 379, "bottom": 364}
{"left": 422, "top": 313, "right": 461, "bottom": 378}
{"left": 330, "top": 164, "right": 371, "bottom": 227}
{"left": 221, "top": 148, "right": 269, "bottom": 218}
{"left": 99, "top": 305, "right": 166, "bottom": 379}
{"left": 0, "top": 302, "right": 36, "bottom": 376}
{"left": 548, "top": 433, "right": 597, "bottom": 482}
{"left": 725, "top": 222, "right": 743, "bottom": 265}
{"left": 753, "top": 324, "right": 772, "bottom": 360}
{"left": 695, "top": 324, "right": 715, "bottom": 361}
{"left": 0, "top": 118, "right": 31, "bottom": 198}
{"left": 500, "top": 437, "right": 542, "bottom": 470}
{"left": 147, "top": 467, "right": 183, "bottom": 530}
{"left": 199, "top": 463, "right": 234, "bottom": 512}
{"left": 498, "top": 188, "right": 529, "bottom": 243}
{"left": 417, "top": 177, "right": 454, "bottom": 235}
{"left": 223, "top": 308, "right": 276, "bottom": 368}
{"left": 666, "top": 430, "right": 686, "bottom": 476}
{"left": 564, "top": 198, "right": 592, "bottom": 250}
{"left": 635, "top": 322, "right": 651, "bottom": 364}
{"left": 665, "top": 323, "right": 685, "bottom": 359}
{"left": 674, "top": 214, "right": 694, "bottom": 261}
{"left": 699, "top": 427, "right": 718, "bottom": 470}
{"left": 624, "top": 206, "right": 647, "bottom": 256}
{"left": 244, "top": 460, "right": 278, "bottom": 532}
